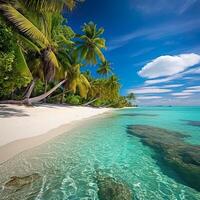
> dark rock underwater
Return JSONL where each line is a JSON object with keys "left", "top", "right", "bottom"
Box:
{"left": 127, "top": 125, "right": 200, "bottom": 192}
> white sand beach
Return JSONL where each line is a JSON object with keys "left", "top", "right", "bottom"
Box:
{"left": 0, "top": 104, "right": 111, "bottom": 163}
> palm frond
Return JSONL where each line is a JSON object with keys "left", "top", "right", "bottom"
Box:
{"left": 94, "top": 38, "right": 106, "bottom": 49}
{"left": 23, "top": 0, "right": 82, "bottom": 12}
{"left": 0, "top": 3, "right": 49, "bottom": 47}
{"left": 17, "top": 34, "right": 40, "bottom": 52}
{"left": 94, "top": 46, "right": 105, "bottom": 62}
{"left": 15, "top": 44, "right": 33, "bottom": 79}
{"left": 44, "top": 49, "right": 60, "bottom": 69}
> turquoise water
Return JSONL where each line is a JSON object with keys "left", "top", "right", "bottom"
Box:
{"left": 0, "top": 106, "right": 200, "bottom": 200}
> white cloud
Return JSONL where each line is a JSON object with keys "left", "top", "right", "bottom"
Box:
{"left": 145, "top": 76, "right": 178, "bottom": 85}
{"left": 129, "top": 86, "right": 171, "bottom": 94}
{"left": 108, "top": 19, "right": 200, "bottom": 51}
{"left": 137, "top": 96, "right": 162, "bottom": 100}
{"left": 145, "top": 66, "right": 200, "bottom": 85}
{"left": 138, "top": 53, "right": 200, "bottom": 79}
{"left": 161, "top": 84, "right": 183, "bottom": 88}
{"left": 130, "top": 0, "right": 197, "bottom": 15}
{"left": 131, "top": 47, "right": 155, "bottom": 57}
{"left": 178, "top": 0, "right": 197, "bottom": 14}
{"left": 176, "top": 96, "right": 190, "bottom": 99}
{"left": 187, "top": 86, "right": 200, "bottom": 89}
{"left": 183, "top": 89, "right": 200, "bottom": 93}
{"left": 171, "top": 92, "right": 193, "bottom": 96}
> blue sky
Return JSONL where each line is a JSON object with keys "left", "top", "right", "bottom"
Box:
{"left": 65, "top": 0, "right": 200, "bottom": 105}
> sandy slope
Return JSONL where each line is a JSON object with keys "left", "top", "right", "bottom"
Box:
{"left": 0, "top": 104, "right": 111, "bottom": 163}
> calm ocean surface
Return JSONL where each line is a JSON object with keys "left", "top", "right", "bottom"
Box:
{"left": 0, "top": 106, "right": 200, "bottom": 200}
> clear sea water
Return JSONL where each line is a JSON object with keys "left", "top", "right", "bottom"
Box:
{"left": 0, "top": 106, "right": 200, "bottom": 200}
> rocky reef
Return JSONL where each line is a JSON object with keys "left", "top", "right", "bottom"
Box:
{"left": 119, "top": 113, "right": 158, "bottom": 117}
{"left": 4, "top": 173, "right": 41, "bottom": 191}
{"left": 96, "top": 173, "right": 132, "bottom": 200}
{"left": 127, "top": 125, "right": 200, "bottom": 191}
{"left": 183, "top": 120, "right": 200, "bottom": 127}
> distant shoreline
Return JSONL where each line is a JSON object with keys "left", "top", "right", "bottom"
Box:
{"left": 0, "top": 104, "right": 111, "bottom": 164}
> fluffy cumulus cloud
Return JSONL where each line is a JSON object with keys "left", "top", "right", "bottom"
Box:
{"left": 145, "top": 66, "right": 200, "bottom": 85}
{"left": 138, "top": 53, "right": 200, "bottom": 79}
{"left": 132, "top": 55, "right": 200, "bottom": 105}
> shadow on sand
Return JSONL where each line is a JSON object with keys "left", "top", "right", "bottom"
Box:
{"left": 0, "top": 105, "right": 29, "bottom": 118}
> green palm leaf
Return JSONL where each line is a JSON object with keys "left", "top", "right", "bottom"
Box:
{"left": 44, "top": 49, "right": 60, "bottom": 69}
{"left": 15, "top": 44, "right": 33, "bottom": 79}
{"left": 17, "top": 34, "right": 40, "bottom": 52}
{"left": 23, "top": 0, "right": 80, "bottom": 12}
{"left": 0, "top": 3, "right": 49, "bottom": 47}
{"left": 94, "top": 46, "right": 105, "bottom": 62}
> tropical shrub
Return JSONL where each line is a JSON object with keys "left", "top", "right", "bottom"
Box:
{"left": 65, "top": 95, "right": 82, "bottom": 105}
{"left": 0, "top": 20, "right": 31, "bottom": 98}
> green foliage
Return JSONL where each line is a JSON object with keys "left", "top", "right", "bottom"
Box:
{"left": 0, "top": 19, "right": 31, "bottom": 98}
{"left": 0, "top": 19, "right": 14, "bottom": 53}
{"left": 65, "top": 95, "right": 82, "bottom": 105}
{"left": 91, "top": 99, "right": 108, "bottom": 107}
{"left": 22, "top": 0, "right": 79, "bottom": 12}
{"left": 97, "top": 60, "right": 112, "bottom": 76}
{"left": 0, "top": 2, "right": 135, "bottom": 107}
{"left": 76, "top": 21, "right": 106, "bottom": 65}
{"left": 113, "top": 96, "right": 130, "bottom": 108}
{"left": 0, "top": 52, "right": 31, "bottom": 98}
{"left": 52, "top": 14, "right": 75, "bottom": 47}
{"left": 126, "top": 93, "right": 135, "bottom": 101}
{"left": 32, "top": 80, "right": 45, "bottom": 96}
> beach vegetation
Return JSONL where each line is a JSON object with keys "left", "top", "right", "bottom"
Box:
{"left": 0, "top": 0, "right": 134, "bottom": 107}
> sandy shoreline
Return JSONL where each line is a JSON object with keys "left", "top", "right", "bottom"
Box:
{"left": 0, "top": 104, "right": 111, "bottom": 164}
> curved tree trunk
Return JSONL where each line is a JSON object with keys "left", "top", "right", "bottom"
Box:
{"left": 49, "top": 89, "right": 71, "bottom": 101}
{"left": 104, "top": 103, "right": 114, "bottom": 108}
{"left": 83, "top": 98, "right": 99, "bottom": 106}
{"left": 28, "top": 80, "right": 66, "bottom": 104}
{"left": 44, "top": 80, "right": 48, "bottom": 103}
{"left": 24, "top": 79, "right": 36, "bottom": 99}
{"left": 0, "top": 80, "right": 66, "bottom": 105}
{"left": 61, "top": 89, "right": 65, "bottom": 104}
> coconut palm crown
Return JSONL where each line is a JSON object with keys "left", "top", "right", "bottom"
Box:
{"left": 97, "top": 60, "right": 112, "bottom": 76}
{"left": 76, "top": 21, "right": 106, "bottom": 65}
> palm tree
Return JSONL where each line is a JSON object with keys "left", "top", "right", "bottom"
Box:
{"left": 126, "top": 93, "right": 135, "bottom": 101}
{"left": 76, "top": 21, "right": 106, "bottom": 65}
{"left": 18, "top": 0, "right": 80, "bottom": 12}
{"left": 61, "top": 51, "right": 91, "bottom": 99}
{"left": 106, "top": 75, "right": 120, "bottom": 91}
{"left": 0, "top": 1, "right": 76, "bottom": 104}
{"left": 97, "top": 60, "right": 112, "bottom": 76}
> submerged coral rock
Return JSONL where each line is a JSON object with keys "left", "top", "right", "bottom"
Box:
{"left": 4, "top": 173, "right": 41, "bottom": 191}
{"left": 127, "top": 125, "right": 200, "bottom": 191}
{"left": 183, "top": 120, "right": 200, "bottom": 127}
{"left": 119, "top": 113, "right": 158, "bottom": 117}
{"left": 97, "top": 174, "right": 132, "bottom": 200}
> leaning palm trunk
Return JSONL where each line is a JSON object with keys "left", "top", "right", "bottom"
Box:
{"left": 44, "top": 80, "right": 48, "bottom": 103}
{"left": 83, "top": 98, "right": 99, "bottom": 106}
{"left": 28, "top": 80, "right": 66, "bottom": 104}
{"left": 24, "top": 79, "right": 36, "bottom": 99}
{"left": 104, "top": 103, "right": 115, "bottom": 108}
{"left": 0, "top": 80, "right": 66, "bottom": 105}
{"left": 49, "top": 89, "right": 71, "bottom": 101}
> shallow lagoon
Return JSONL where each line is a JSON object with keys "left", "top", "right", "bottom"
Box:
{"left": 0, "top": 106, "right": 200, "bottom": 200}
